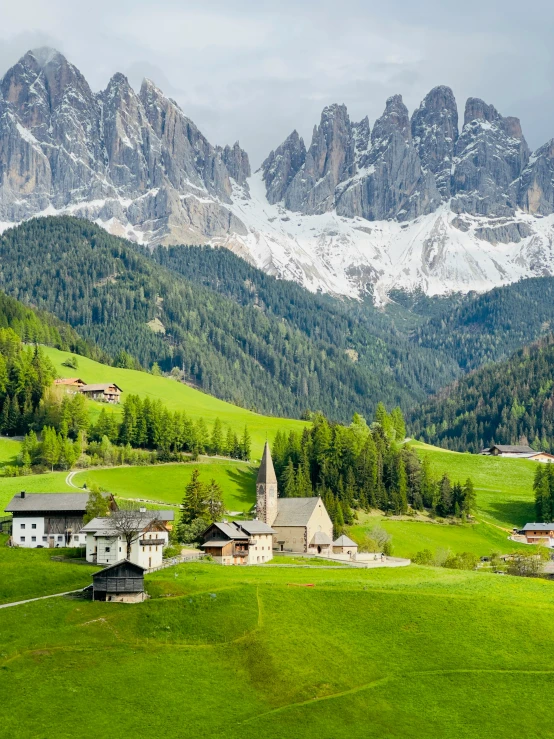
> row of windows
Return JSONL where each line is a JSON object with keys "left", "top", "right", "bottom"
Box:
{"left": 19, "top": 535, "right": 81, "bottom": 543}
{"left": 20, "top": 523, "right": 37, "bottom": 529}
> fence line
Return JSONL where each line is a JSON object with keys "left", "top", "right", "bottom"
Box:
{"left": 148, "top": 552, "right": 204, "bottom": 573}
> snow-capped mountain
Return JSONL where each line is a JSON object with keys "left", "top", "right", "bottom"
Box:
{"left": 1, "top": 48, "right": 554, "bottom": 301}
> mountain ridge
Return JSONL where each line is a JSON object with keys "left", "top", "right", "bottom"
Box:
{"left": 1, "top": 47, "right": 554, "bottom": 301}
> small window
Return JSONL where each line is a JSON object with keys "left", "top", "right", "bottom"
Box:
{"left": 42, "top": 536, "right": 47, "bottom": 542}
{"left": 31, "top": 536, "right": 36, "bottom": 542}
{"left": 20, "top": 523, "right": 25, "bottom": 529}
{"left": 105, "top": 547, "right": 111, "bottom": 553}
{"left": 119, "top": 547, "right": 122, "bottom": 552}
{"left": 20, "top": 536, "right": 25, "bottom": 542}
{"left": 57, "top": 536, "right": 63, "bottom": 542}
{"left": 74, "top": 536, "right": 79, "bottom": 542}
{"left": 32, "top": 523, "right": 37, "bottom": 529}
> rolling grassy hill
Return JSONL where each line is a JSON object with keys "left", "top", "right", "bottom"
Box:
{"left": 43, "top": 345, "right": 308, "bottom": 456}
{"left": 1, "top": 559, "right": 554, "bottom": 737}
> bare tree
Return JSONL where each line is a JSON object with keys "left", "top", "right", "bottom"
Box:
{"left": 108, "top": 502, "right": 164, "bottom": 559}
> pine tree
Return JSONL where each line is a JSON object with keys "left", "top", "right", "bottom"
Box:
{"left": 205, "top": 479, "right": 225, "bottom": 522}
{"left": 41, "top": 426, "right": 60, "bottom": 471}
{"left": 180, "top": 468, "right": 207, "bottom": 525}
{"left": 211, "top": 418, "right": 223, "bottom": 455}
{"left": 333, "top": 502, "right": 345, "bottom": 538}
{"left": 240, "top": 425, "right": 251, "bottom": 461}
{"left": 282, "top": 459, "right": 297, "bottom": 498}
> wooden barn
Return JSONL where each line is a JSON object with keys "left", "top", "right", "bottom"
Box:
{"left": 92, "top": 560, "right": 146, "bottom": 603}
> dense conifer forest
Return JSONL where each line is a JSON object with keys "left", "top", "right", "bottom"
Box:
{"left": 410, "top": 336, "right": 554, "bottom": 453}
{"left": 0, "top": 217, "right": 457, "bottom": 421}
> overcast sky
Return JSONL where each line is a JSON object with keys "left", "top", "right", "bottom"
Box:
{"left": 1, "top": 0, "right": 553, "bottom": 166}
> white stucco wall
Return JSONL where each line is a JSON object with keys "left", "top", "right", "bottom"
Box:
{"left": 247, "top": 533, "right": 273, "bottom": 564}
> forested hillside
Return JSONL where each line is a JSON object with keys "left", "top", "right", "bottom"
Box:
{"left": 0, "top": 217, "right": 457, "bottom": 421}
{"left": 410, "top": 335, "right": 554, "bottom": 453}
{"left": 409, "top": 278, "right": 554, "bottom": 371}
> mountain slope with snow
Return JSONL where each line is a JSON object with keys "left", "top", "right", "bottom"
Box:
{"left": 1, "top": 47, "right": 554, "bottom": 301}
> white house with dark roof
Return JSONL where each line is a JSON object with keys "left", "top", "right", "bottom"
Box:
{"left": 80, "top": 510, "right": 174, "bottom": 569}
{"left": 5, "top": 491, "right": 115, "bottom": 548}
{"left": 256, "top": 442, "right": 334, "bottom": 554}
{"left": 201, "top": 519, "right": 275, "bottom": 565}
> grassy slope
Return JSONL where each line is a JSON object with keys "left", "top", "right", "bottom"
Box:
{"left": 43, "top": 345, "right": 307, "bottom": 457}
{"left": 72, "top": 460, "right": 256, "bottom": 513}
{"left": 0, "top": 534, "right": 99, "bottom": 604}
{"left": 1, "top": 562, "right": 554, "bottom": 738}
{"left": 0, "top": 437, "right": 22, "bottom": 467}
{"left": 411, "top": 440, "right": 536, "bottom": 528}
{"left": 350, "top": 440, "right": 539, "bottom": 558}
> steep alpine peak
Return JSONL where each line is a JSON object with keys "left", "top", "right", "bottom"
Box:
{"left": 260, "top": 129, "right": 307, "bottom": 204}
{"left": 371, "top": 94, "right": 411, "bottom": 144}
{"left": 28, "top": 47, "right": 66, "bottom": 70}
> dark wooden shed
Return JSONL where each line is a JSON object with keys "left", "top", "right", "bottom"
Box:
{"left": 92, "top": 560, "right": 146, "bottom": 603}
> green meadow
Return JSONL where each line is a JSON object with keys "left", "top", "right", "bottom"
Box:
{"left": 0, "top": 437, "right": 22, "bottom": 467}
{"left": 42, "top": 345, "right": 308, "bottom": 457}
{"left": 73, "top": 459, "right": 256, "bottom": 513}
{"left": 1, "top": 560, "right": 554, "bottom": 738}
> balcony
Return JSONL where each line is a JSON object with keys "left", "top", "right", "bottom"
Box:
{"left": 139, "top": 538, "right": 165, "bottom": 546}
{"left": 233, "top": 549, "right": 248, "bottom": 557}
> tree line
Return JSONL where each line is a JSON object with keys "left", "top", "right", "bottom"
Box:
{"left": 271, "top": 405, "right": 475, "bottom": 533}
{"left": 534, "top": 464, "right": 554, "bottom": 522}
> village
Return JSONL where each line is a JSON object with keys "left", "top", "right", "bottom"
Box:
{"left": 3, "top": 443, "right": 413, "bottom": 603}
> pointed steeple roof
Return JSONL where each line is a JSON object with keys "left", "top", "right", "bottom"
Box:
{"left": 257, "top": 441, "right": 277, "bottom": 485}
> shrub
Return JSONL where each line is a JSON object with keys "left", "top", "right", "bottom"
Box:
{"left": 444, "top": 552, "right": 479, "bottom": 570}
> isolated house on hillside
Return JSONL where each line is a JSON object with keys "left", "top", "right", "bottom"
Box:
{"left": 79, "top": 383, "right": 122, "bottom": 403}
{"left": 521, "top": 523, "right": 554, "bottom": 547}
{"left": 201, "top": 519, "right": 275, "bottom": 564}
{"left": 80, "top": 511, "right": 172, "bottom": 569}
{"left": 54, "top": 378, "right": 86, "bottom": 391}
{"left": 5, "top": 491, "right": 116, "bottom": 548}
{"left": 92, "top": 560, "right": 146, "bottom": 603}
{"left": 256, "top": 442, "right": 334, "bottom": 554}
{"left": 481, "top": 445, "right": 554, "bottom": 462}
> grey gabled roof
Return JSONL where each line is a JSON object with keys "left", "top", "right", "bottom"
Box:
{"left": 491, "top": 444, "right": 535, "bottom": 454}
{"left": 81, "top": 512, "right": 168, "bottom": 536}
{"left": 92, "top": 559, "right": 146, "bottom": 575}
{"left": 237, "top": 519, "right": 276, "bottom": 535}
{"left": 210, "top": 521, "right": 249, "bottom": 541}
{"left": 311, "top": 531, "right": 332, "bottom": 546}
{"left": 5, "top": 492, "right": 90, "bottom": 513}
{"left": 522, "top": 523, "right": 554, "bottom": 531}
{"left": 273, "top": 497, "right": 322, "bottom": 527}
{"left": 80, "top": 383, "right": 122, "bottom": 392}
{"left": 333, "top": 534, "right": 357, "bottom": 547}
{"left": 257, "top": 441, "right": 277, "bottom": 485}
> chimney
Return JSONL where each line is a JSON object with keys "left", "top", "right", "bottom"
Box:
{"left": 20, "top": 491, "right": 26, "bottom": 498}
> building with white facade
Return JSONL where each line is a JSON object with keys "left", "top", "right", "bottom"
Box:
{"left": 81, "top": 512, "right": 172, "bottom": 569}
{"left": 5, "top": 491, "right": 101, "bottom": 548}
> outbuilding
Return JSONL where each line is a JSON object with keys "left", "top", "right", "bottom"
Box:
{"left": 92, "top": 560, "right": 146, "bottom": 603}
{"left": 333, "top": 534, "right": 358, "bottom": 557}
{"left": 521, "top": 523, "right": 554, "bottom": 547}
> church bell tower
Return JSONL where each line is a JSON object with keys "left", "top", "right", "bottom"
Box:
{"left": 256, "top": 441, "right": 278, "bottom": 526}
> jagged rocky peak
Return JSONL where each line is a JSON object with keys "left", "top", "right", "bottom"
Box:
{"left": 221, "top": 141, "right": 251, "bottom": 187}
{"left": 352, "top": 116, "right": 371, "bottom": 157}
{"left": 452, "top": 97, "right": 530, "bottom": 217}
{"left": 519, "top": 138, "right": 554, "bottom": 215}
{"left": 411, "top": 86, "right": 458, "bottom": 199}
{"left": 260, "top": 129, "right": 306, "bottom": 204}
{"left": 284, "top": 103, "right": 355, "bottom": 214}
{"left": 371, "top": 94, "right": 411, "bottom": 148}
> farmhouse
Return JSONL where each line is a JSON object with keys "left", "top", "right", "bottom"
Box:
{"left": 54, "top": 377, "right": 86, "bottom": 391}
{"left": 79, "top": 383, "right": 122, "bottom": 403}
{"left": 521, "top": 523, "right": 554, "bottom": 547}
{"left": 256, "top": 442, "right": 334, "bottom": 553}
{"left": 91, "top": 560, "right": 147, "bottom": 603}
{"left": 5, "top": 491, "right": 116, "bottom": 548}
{"left": 80, "top": 511, "right": 172, "bottom": 569}
{"left": 201, "top": 519, "right": 275, "bottom": 564}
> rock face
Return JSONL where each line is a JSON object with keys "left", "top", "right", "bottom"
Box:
{"left": 411, "top": 86, "right": 458, "bottom": 198}
{"left": 0, "top": 48, "right": 250, "bottom": 242}
{"left": 451, "top": 98, "right": 530, "bottom": 216}
{"left": 261, "top": 130, "right": 306, "bottom": 204}
{"left": 1, "top": 47, "right": 554, "bottom": 301}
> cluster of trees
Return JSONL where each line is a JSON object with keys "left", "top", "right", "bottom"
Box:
{"left": 174, "top": 469, "right": 225, "bottom": 544}
{"left": 0, "top": 329, "right": 57, "bottom": 436}
{"left": 270, "top": 407, "right": 475, "bottom": 533}
{"left": 411, "top": 336, "right": 554, "bottom": 453}
{"left": 412, "top": 548, "right": 479, "bottom": 570}
{"left": 94, "top": 395, "right": 252, "bottom": 459}
{"left": 533, "top": 465, "right": 554, "bottom": 522}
